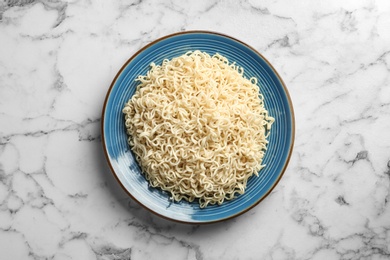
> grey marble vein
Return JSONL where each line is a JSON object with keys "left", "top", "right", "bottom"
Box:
{"left": 0, "top": 0, "right": 390, "bottom": 259}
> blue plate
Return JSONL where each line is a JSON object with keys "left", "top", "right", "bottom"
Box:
{"left": 102, "top": 31, "right": 294, "bottom": 224}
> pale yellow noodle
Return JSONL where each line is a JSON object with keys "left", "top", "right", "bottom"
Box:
{"left": 123, "top": 51, "right": 274, "bottom": 208}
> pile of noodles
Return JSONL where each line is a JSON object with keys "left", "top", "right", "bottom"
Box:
{"left": 123, "top": 51, "right": 274, "bottom": 208}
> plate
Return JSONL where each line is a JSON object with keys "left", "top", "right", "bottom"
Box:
{"left": 101, "top": 31, "right": 294, "bottom": 224}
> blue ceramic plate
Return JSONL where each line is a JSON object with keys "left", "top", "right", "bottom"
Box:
{"left": 102, "top": 31, "right": 294, "bottom": 224}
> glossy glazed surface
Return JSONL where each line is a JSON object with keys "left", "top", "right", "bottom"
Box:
{"left": 102, "top": 31, "right": 294, "bottom": 223}
{"left": 1, "top": 1, "right": 389, "bottom": 259}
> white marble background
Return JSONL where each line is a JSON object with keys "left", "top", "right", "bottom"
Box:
{"left": 1, "top": 0, "right": 390, "bottom": 259}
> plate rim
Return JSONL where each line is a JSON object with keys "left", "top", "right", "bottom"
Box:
{"left": 101, "top": 30, "right": 295, "bottom": 224}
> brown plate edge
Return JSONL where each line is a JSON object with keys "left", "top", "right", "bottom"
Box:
{"left": 100, "top": 30, "right": 296, "bottom": 225}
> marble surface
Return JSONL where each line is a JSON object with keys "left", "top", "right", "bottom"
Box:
{"left": 1, "top": 0, "right": 390, "bottom": 259}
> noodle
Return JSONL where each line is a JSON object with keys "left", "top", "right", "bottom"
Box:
{"left": 123, "top": 51, "right": 274, "bottom": 208}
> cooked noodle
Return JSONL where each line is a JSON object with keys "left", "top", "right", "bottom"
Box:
{"left": 123, "top": 51, "right": 274, "bottom": 208}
